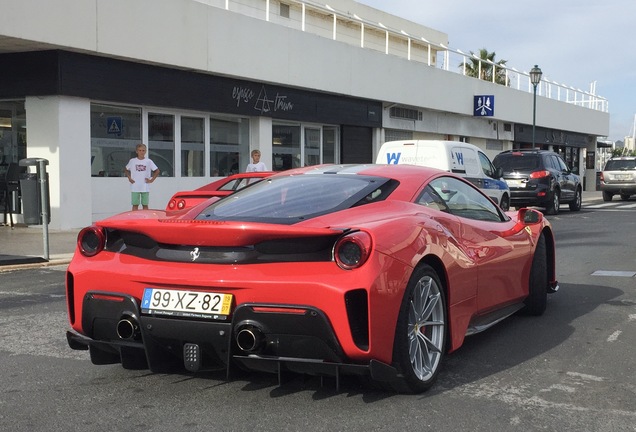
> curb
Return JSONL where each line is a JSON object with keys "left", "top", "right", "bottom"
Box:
{"left": 0, "top": 258, "right": 72, "bottom": 272}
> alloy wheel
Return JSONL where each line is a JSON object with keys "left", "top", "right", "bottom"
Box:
{"left": 407, "top": 275, "right": 445, "bottom": 381}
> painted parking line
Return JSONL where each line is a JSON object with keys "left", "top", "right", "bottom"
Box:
{"left": 585, "top": 203, "right": 624, "bottom": 209}
{"left": 584, "top": 203, "right": 636, "bottom": 210}
{"left": 591, "top": 270, "right": 636, "bottom": 277}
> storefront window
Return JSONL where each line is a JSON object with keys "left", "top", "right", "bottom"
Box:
{"left": 273, "top": 124, "right": 301, "bottom": 171}
{"left": 148, "top": 113, "right": 175, "bottom": 177}
{"left": 553, "top": 145, "right": 580, "bottom": 174}
{"left": 90, "top": 103, "right": 141, "bottom": 177}
{"left": 0, "top": 101, "right": 26, "bottom": 166}
{"left": 181, "top": 116, "right": 204, "bottom": 177}
{"left": 304, "top": 127, "right": 321, "bottom": 166}
{"left": 566, "top": 147, "right": 580, "bottom": 174}
{"left": 323, "top": 126, "right": 338, "bottom": 164}
{"left": 210, "top": 117, "right": 248, "bottom": 176}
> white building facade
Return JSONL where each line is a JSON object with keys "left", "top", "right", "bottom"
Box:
{"left": 0, "top": 0, "right": 609, "bottom": 229}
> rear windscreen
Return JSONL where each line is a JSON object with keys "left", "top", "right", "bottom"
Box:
{"left": 196, "top": 174, "right": 398, "bottom": 224}
{"left": 604, "top": 159, "right": 636, "bottom": 171}
{"left": 493, "top": 154, "right": 540, "bottom": 171}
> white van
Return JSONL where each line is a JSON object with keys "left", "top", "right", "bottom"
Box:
{"left": 376, "top": 140, "right": 510, "bottom": 210}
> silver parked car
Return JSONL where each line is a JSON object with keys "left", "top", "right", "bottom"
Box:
{"left": 600, "top": 156, "right": 636, "bottom": 202}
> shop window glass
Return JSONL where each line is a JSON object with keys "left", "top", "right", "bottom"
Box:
{"left": 273, "top": 124, "right": 301, "bottom": 171}
{"left": 181, "top": 116, "right": 204, "bottom": 177}
{"left": 148, "top": 113, "right": 175, "bottom": 177}
{"left": 0, "top": 101, "right": 27, "bottom": 167}
{"left": 210, "top": 117, "right": 248, "bottom": 176}
{"left": 90, "top": 103, "right": 141, "bottom": 177}
{"left": 304, "top": 127, "right": 321, "bottom": 166}
{"left": 322, "top": 126, "right": 338, "bottom": 164}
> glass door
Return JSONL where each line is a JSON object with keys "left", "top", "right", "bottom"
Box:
{"left": 304, "top": 127, "right": 321, "bottom": 166}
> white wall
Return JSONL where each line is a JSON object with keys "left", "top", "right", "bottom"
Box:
{"left": 25, "top": 96, "right": 92, "bottom": 230}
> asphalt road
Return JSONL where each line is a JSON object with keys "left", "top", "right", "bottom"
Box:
{"left": 1, "top": 200, "right": 635, "bottom": 432}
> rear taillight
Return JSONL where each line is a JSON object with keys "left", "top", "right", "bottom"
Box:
{"left": 168, "top": 198, "right": 187, "bottom": 210}
{"left": 334, "top": 231, "right": 372, "bottom": 270}
{"left": 529, "top": 170, "right": 550, "bottom": 179}
{"left": 77, "top": 226, "right": 106, "bottom": 257}
{"left": 599, "top": 172, "right": 605, "bottom": 182}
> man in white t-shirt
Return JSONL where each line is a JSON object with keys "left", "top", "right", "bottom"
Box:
{"left": 124, "top": 143, "right": 160, "bottom": 210}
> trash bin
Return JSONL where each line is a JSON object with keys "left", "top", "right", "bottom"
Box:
{"left": 19, "top": 158, "right": 50, "bottom": 225}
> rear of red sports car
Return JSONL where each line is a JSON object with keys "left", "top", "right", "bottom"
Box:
{"left": 66, "top": 164, "right": 556, "bottom": 393}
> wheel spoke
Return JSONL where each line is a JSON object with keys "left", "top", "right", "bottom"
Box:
{"left": 414, "top": 278, "right": 432, "bottom": 320}
{"left": 418, "top": 328, "right": 443, "bottom": 354}
{"left": 421, "top": 292, "right": 440, "bottom": 321}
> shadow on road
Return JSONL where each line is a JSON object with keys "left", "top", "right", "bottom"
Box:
{"left": 433, "top": 282, "right": 622, "bottom": 394}
{"left": 178, "top": 281, "right": 623, "bottom": 401}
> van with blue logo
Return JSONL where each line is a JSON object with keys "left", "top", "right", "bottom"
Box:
{"left": 376, "top": 140, "right": 510, "bottom": 210}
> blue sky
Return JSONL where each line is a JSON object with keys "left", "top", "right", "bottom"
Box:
{"left": 356, "top": 0, "right": 635, "bottom": 142}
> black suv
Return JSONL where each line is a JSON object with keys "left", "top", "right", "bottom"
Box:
{"left": 492, "top": 150, "right": 582, "bottom": 215}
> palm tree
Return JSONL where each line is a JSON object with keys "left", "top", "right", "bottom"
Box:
{"left": 459, "top": 48, "right": 508, "bottom": 85}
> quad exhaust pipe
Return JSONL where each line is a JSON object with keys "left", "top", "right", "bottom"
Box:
{"left": 116, "top": 317, "right": 140, "bottom": 340}
{"left": 236, "top": 326, "right": 264, "bottom": 353}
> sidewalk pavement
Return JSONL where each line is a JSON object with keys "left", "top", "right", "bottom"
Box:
{"left": 0, "top": 190, "right": 604, "bottom": 272}
{"left": 0, "top": 225, "right": 78, "bottom": 271}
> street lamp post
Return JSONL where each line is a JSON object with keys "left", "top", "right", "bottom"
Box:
{"left": 530, "top": 65, "right": 543, "bottom": 149}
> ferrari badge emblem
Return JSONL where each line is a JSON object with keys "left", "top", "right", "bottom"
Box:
{"left": 190, "top": 247, "right": 200, "bottom": 262}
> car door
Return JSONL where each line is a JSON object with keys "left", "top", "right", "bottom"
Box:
{"left": 427, "top": 177, "right": 533, "bottom": 312}
{"left": 552, "top": 154, "right": 575, "bottom": 201}
{"left": 450, "top": 145, "right": 488, "bottom": 192}
{"left": 477, "top": 150, "right": 509, "bottom": 208}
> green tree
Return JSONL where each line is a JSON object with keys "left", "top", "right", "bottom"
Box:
{"left": 459, "top": 48, "right": 508, "bottom": 85}
{"left": 612, "top": 147, "right": 635, "bottom": 157}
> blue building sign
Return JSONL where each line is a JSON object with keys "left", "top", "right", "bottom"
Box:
{"left": 106, "top": 116, "right": 123, "bottom": 136}
{"left": 474, "top": 95, "right": 494, "bottom": 117}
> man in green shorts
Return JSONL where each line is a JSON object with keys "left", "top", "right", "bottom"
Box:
{"left": 124, "top": 143, "right": 160, "bottom": 211}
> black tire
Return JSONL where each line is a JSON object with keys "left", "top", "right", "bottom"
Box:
{"left": 545, "top": 189, "right": 560, "bottom": 215}
{"left": 392, "top": 264, "right": 446, "bottom": 393}
{"left": 569, "top": 188, "right": 582, "bottom": 211}
{"left": 500, "top": 194, "right": 510, "bottom": 211}
{"left": 524, "top": 233, "right": 547, "bottom": 316}
{"left": 602, "top": 191, "right": 613, "bottom": 202}
{"left": 620, "top": 193, "right": 630, "bottom": 201}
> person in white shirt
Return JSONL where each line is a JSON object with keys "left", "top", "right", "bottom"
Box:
{"left": 124, "top": 143, "right": 160, "bottom": 211}
{"left": 246, "top": 149, "right": 267, "bottom": 172}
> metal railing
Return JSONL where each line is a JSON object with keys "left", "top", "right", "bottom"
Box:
{"left": 206, "top": 0, "right": 608, "bottom": 112}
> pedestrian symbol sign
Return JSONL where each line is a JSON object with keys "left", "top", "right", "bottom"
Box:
{"left": 107, "top": 116, "right": 123, "bottom": 136}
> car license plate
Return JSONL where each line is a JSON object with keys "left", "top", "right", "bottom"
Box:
{"left": 616, "top": 174, "right": 632, "bottom": 181}
{"left": 141, "top": 288, "right": 233, "bottom": 320}
{"left": 506, "top": 179, "right": 525, "bottom": 188}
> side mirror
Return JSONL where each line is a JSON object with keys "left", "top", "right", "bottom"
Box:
{"left": 498, "top": 208, "right": 543, "bottom": 237}
{"left": 519, "top": 208, "right": 543, "bottom": 224}
{"left": 495, "top": 166, "right": 504, "bottom": 179}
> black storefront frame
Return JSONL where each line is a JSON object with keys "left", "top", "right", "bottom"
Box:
{"left": 0, "top": 50, "right": 382, "bottom": 165}
{"left": 513, "top": 123, "right": 595, "bottom": 174}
